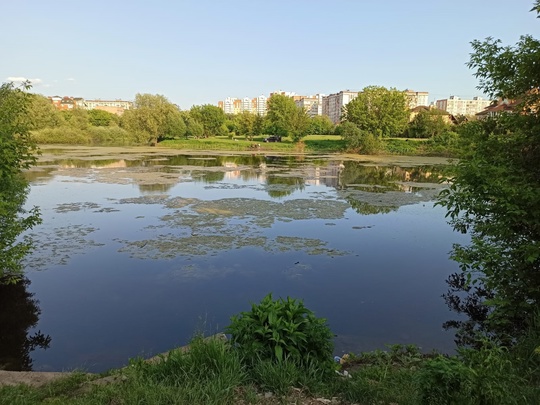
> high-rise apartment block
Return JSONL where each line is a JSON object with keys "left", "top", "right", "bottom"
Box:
{"left": 435, "top": 96, "right": 491, "bottom": 116}
{"left": 218, "top": 95, "right": 268, "bottom": 115}
{"left": 295, "top": 94, "right": 325, "bottom": 117}
{"left": 404, "top": 90, "right": 429, "bottom": 108}
{"left": 322, "top": 90, "right": 359, "bottom": 124}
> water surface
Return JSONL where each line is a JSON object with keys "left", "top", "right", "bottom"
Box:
{"left": 8, "top": 149, "right": 465, "bottom": 372}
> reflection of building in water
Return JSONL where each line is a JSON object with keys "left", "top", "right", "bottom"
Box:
{"left": 304, "top": 162, "right": 341, "bottom": 188}
{"left": 92, "top": 160, "right": 127, "bottom": 169}
{"left": 223, "top": 162, "right": 242, "bottom": 180}
{"left": 60, "top": 160, "right": 127, "bottom": 169}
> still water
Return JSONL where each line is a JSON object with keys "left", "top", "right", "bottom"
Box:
{"left": 4, "top": 149, "right": 466, "bottom": 372}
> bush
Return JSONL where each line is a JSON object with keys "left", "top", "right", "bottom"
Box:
{"left": 226, "top": 294, "right": 334, "bottom": 369}
{"left": 336, "top": 122, "right": 381, "bottom": 154}
{"left": 31, "top": 126, "right": 91, "bottom": 144}
{"left": 416, "top": 355, "right": 474, "bottom": 404}
{"left": 86, "top": 126, "right": 133, "bottom": 145}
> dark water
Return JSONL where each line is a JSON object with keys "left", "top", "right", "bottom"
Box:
{"left": 4, "top": 153, "right": 467, "bottom": 372}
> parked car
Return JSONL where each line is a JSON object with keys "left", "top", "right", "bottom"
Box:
{"left": 264, "top": 136, "right": 282, "bottom": 143}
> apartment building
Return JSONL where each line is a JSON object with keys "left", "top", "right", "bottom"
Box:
{"left": 436, "top": 96, "right": 491, "bottom": 116}
{"left": 220, "top": 97, "right": 242, "bottom": 115}
{"left": 253, "top": 95, "right": 267, "bottom": 116}
{"left": 295, "top": 94, "right": 325, "bottom": 117}
{"left": 322, "top": 90, "right": 358, "bottom": 124}
{"left": 49, "top": 97, "right": 133, "bottom": 115}
{"left": 404, "top": 90, "right": 429, "bottom": 109}
{"left": 48, "top": 96, "right": 86, "bottom": 110}
{"left": 84, "top": 99, "right": 133, "bottom": 111}
{"left": 218, "top": 95, "right": 267, "bottom": 115}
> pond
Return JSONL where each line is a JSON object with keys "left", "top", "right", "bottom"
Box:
{"left": 3, "top": 147, "right": 466, "bottom": 373}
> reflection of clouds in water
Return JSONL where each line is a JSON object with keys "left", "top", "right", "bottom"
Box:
{"left": 164, "top": 263, "right": 240, "bottom": 281}
{"left": 283, "top": 262, "right": 313, "bottom": 280}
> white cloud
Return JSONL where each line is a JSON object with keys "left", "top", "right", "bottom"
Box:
{"left": 6, "top": 76, "right": 43, "bottom": 86}
{"left": 66, "top": 77, "right": 76, "bottom": 81}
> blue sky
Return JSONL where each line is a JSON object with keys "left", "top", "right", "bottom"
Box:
{"left": 2, "top": 0, "right": 538, "bottom": 109}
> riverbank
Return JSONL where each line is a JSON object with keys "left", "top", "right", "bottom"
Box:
{"left": 1, "top": 333, "right": 537, "bottom": 404}
{"left": 34, "top": 143, "right": 453, "bottom": 165}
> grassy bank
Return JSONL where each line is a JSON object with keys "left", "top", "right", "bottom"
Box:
{"left": 159, "top": 135, "right": 444, "bottom": 156}
{"left": 2, "top": 336, "right": 538, "bottom": 405}
{"left": 31, "top": 129, "right": 455, "bottom": 157}
{"left": 159, "top": 135, "right": 347, "bottom": 154}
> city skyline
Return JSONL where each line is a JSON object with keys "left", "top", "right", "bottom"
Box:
{"left": 2, "top": 1, "right": 538, "bottom": 109}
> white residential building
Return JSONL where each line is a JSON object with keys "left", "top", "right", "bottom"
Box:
{"left": 436, "top": 96, "right": 491, "bottom": 116}
{"left": 404, "top": 90, "right": 429, "bottom": 109}
{"left": 253, "top": 95, "right": 267, "bottom": 116}
{"left": 83, "top": 99, "right": 133, "bottom": 110}
{"left": 322, "top": 90, "right": 358, "bottom": 124}
{"left": 295, "top": 94, "right": 325, "bottom": 117}
{"left": 241, "top": 97, "right": 252, "bottom": 113}
{"left": 223, "top": 97, "right": 237, "bottom": 115}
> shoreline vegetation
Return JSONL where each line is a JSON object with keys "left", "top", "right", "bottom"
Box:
{"left": 1, "top": 323, "right": 538, "bottom": 404}
{"left": 4, "top": 2, "right": 540, "bottom": 397}
{"left": 29, "top": 135, "right": 456, "bottom": 157}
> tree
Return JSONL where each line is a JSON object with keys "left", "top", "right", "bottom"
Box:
{"left": 438, "top": 4, "right": 540, "bottom": 346}
{"left": 61, "top": 108, "right": 89, "bottom": 130}
{"left": 88, "top": 109, "right": 119, "bottom": 127}
{"left": 343, "top": 86, "right": 409, "bottom": 138}
{"left": 27, "top": 94, "right": 64, "bottom": 130}
{"left": 190, "top": 104, "right": 226, "bottom": 137}
{"left": 308, "top": 115, "right": 335, "bottom": 135}
{"left": 183, "top": 115, "right": 204, "bottom": 139}
{"left": 120, "top": 93, "right": 184, "bottom": 144}
{"left": 0, "top": 82, "right": 41, "bottom": 283}
{"left": 468, "top": 35, "right": 540, "bottom": 110}
{"left": 406, "top": 109, "right": 451, "bottom": 138}
{"left": 234, "top": 111, "right": 257, "bottom": 140}
{"left": 266, "top": 94, "right": 309, "bottom": 142}
{"left": 336, "top": 121, "right": 380, "bottom": 154}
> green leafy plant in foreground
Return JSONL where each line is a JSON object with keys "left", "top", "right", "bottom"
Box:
{"left": 226, "top": 293, "right": 334, "bottom": 369}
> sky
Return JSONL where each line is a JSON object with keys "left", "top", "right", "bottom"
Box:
{"left": 2, "top": 0, "right": 539, "bottom": 109}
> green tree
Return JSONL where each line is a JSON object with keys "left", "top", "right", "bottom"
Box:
{"left": 183, "top": 115, "right": 204, "bottom": 139}
{"left": 234, "top": 111, "right": 257, "bottom": 140}
{"left": 253, "top": 114, "right": 265, "bottom": 137}
{"left": 406, "top": 109, "right": 451, "bottom": 138}
{"left": 27, "top": 94, "right": 64, "bottom": 130}
{"left": 344, "top": 86, "right": 409, "bottom": 138}
{"left": 438, "top": 4, "right": 540, "bottom": 346}
{"left": 190, "top": 104, "right": 226, "bottom": 137}
{"left": 120, "top": 93, "right": 184, "bottom": 144}
{"left": 88, "top": 109, "right": 119, "bottom": 127}
{"left": 0, "top": 82, "right": 41, "bottom": 283}
{"left": 336, "top": 121, "right": 380, "bottom": 154}
{"left": 61, "top": 108, "right": 89, "bottom": 130}
{"left": 307, "top": 115, "right": 335, "bottom": 135}
{"left": 266, "top": 94, "right": 309, "bottom": 142}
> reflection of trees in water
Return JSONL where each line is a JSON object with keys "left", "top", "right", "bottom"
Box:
{"left": 200, "top": 171, "right": 226, "bottom": 183}
{"left": 0, "top": 277, "right": 51, "bottom": 371}
{"left": 265, "top": 176, "right": 305, "bottom": 198}
{"left": 345, "top": 197, "right": 395, "bottom": 215}
{"left": 138, "top": 183, "right": 174, "bottom": 193}
{"left": 338, "top": 162, "right": 447, "bottom": 191}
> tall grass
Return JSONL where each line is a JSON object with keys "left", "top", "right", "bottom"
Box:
{"left": 2, "top": 337, "right": 539, "bottom": 404}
